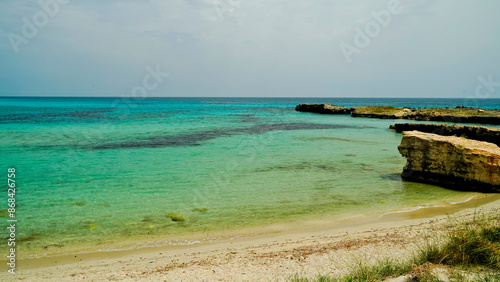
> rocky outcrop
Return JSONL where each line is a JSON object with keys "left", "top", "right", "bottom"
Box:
{"left": 390, "top": 123, "right": 500, "bottom": 147}
{"left": 352, "top": 106, "right": 413, "bottom": 119}
{"left": 353, "top": 106, "right": 500, "bottom": 124}
{"left": 398, "top": 131, "right": 500, "bottom": 192}
{"left": 295, "top": 104, "right": 353, "bottom": 114}
{"left": 295, "top": 104, "right": 500, "bottom": 125}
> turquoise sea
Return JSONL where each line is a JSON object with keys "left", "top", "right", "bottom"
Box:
{"left": 1, "top": 97, "right": 500, "bottom": 258}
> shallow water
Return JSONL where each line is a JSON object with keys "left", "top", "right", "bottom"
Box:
{"left": 1, "top": 97, "right": 499, "bottom": 257}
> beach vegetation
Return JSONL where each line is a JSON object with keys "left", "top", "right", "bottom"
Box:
{"left": 288, "top": 210, "right": 500, "bottom": 281}
{"left": 421, "top": 212, "right": 500, "bottom": 270}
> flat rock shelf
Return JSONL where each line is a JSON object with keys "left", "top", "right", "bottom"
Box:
{"left": 389, "top": 123, "right": 500, "bottom": 146}
{"left": 295, "top": 103, "right": 500, "bottom": 125}
{"left": 398, "top": 131, "right": 500, "bottom": 192}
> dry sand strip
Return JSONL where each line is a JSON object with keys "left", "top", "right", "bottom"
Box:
{"left": 7, "top": 195, "right": 500, "bottom": 282}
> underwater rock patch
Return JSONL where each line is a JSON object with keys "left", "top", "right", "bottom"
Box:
{"left": 166, "top": 213, "right": 185, "bottom": 222}
{"left": 256, "top": 162, "right": 337, "bottom": 173}
{"left": 193, "top": 208, "right": 208, "bottom": 213}
{"left": 67, "top": 201, "right": 87, "bottom": 206}
{"left": 92, "top": 123, "right": 359, "bottom": 150}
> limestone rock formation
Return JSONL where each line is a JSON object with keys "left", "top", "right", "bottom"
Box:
{"left": 352, "top": 106, "right": 413, "bottom": 119}
{"left": 353, "top": 106, "right": 500, "bottom": 124}
{"left": 295, "top": 104, "right": 353, "bottom": 114}
{"left": 398, "top": 131, "right": 500, "bottom": 192}
{"left": 390, "top": 123, "right": 500, "bottom": 146}
{"left": 295, "top": 104, "right": 500, "bottom": 125}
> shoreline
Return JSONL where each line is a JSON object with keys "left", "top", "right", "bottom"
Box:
{"left": 8, "top": 193, "right": 500, "bottom": 280}
{"left": 6, "top": 188, "right": 481, "bottom": 261}
{"left": 6, "top": 191, "right": 487, "bottom": 260}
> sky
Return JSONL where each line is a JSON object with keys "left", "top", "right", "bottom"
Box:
{"left": 0, "top": 0, "right": 499, "bottom": 98}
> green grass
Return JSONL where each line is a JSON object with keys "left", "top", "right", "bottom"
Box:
{"left": 288, "top": 210, "right": 500, "bottom": 282}
{"left": 287, "top": 259, "right": 411, "bottom": 282}
{"left": 340, "top": 258, "right": 410, "bottom": 281}
{"left": 422, "top": 213, "right": 500, "bottom": 270}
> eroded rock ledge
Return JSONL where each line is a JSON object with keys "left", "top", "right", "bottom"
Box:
{"left": 398, "top": 131, "right": 500, "bottom": 192}
{"left": 295, "top": 104, "right": 500, "bottom": 125}
{"left": 390, "top": 123, "right": 500, "bottom": 147}
{"left": 295, "top": 104, "right": 353, "bottom": 114}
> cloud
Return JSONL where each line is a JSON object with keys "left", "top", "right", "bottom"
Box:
{"left": 0, "top": 0, "right": 499, "bottom": 97}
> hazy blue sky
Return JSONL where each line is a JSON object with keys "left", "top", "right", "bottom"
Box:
{"left": 0, "top": 0, "right": 499, "bottom": 98}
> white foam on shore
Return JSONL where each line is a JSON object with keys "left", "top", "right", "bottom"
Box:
{"left": 378, "top": 195, "right": 478, "bottom": 218}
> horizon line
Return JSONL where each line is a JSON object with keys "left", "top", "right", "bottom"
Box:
{"left": 1, "top": 96, "right": 498, "bottom": 99}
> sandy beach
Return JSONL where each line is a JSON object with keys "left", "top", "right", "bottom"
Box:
{"left": 5, "top": 194, "right": 499, "bottom": 281}
{"left": 3, "top": 0, "right": 500, "bottom": 280}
